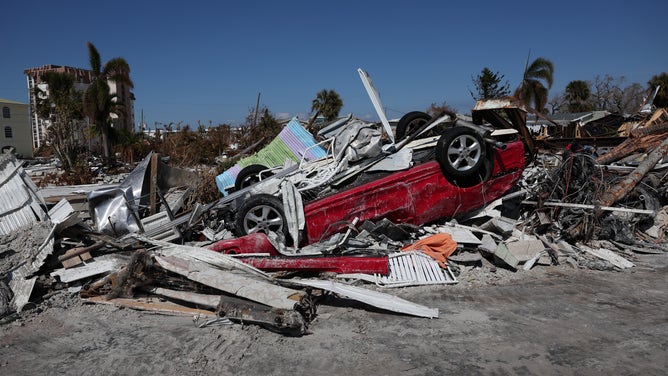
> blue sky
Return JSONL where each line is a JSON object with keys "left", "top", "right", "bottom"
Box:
{"left": 2, "top": 1, "right": 667, "bottom": 128}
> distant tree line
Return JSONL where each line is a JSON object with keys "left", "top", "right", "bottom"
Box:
{"left": 468, "top": 57, "right": 667, "bottom": 115}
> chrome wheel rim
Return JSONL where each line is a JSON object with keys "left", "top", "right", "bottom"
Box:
{"left": 447, "top": 134, "right": 482, "bottom": 172}
{"left": 243, "top": 204, "right": 284, "bottom": 234}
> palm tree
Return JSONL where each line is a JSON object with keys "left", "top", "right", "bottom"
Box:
{"left": 308, "top": 89, "right": 343, "bottom": 131}
{"left": 83, "top": 42, "right": 133, "bottom": 160}
{"left": 514, "top": 56, "right": 554, "bottom": 112}
{"left": 34, "top": 71, "right": 84, "bottom": 170}
{"left": 565, "top": 80, "right": 593, "bottom": 112}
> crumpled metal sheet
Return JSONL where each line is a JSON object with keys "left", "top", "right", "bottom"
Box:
{"left": 281, "top": 181, "right": 304, "bottom": 247}
{"left": 87, "top": 152, "right": 197, "bottom": 236}
{"left": 334, "top": 121, "right": 383, "bottom": 163}
{"left": 87, "top": 186, "right": 140, "bottom": 236}
{"left": 0, "top": 153, "right": 48, "bottom": 236}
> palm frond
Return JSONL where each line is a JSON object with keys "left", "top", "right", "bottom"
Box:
{"left": 87, "top": 42, "right": 102, "bottom": 75}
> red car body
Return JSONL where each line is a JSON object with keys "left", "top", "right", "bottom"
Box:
{"left": 302, "top": 140, "right": 525, "bottom": 245}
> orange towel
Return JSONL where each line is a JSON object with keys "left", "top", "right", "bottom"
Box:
{"left": 401, "top": 233, "right": 458, "bottom": 268}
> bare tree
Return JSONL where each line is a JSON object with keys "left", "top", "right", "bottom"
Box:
{"left": 611, "top": 83, "right": 645, "bottom": 114}
{"left": 547, "top": 93, "right": 567, "bottom": 115}
{"left": 590, "top": 75, "right": 616, "bottom": 111}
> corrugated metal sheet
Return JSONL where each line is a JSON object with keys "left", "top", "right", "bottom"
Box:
{"left": 374, "top": 251, "right": 458, "bottom": 287}
{"left": 215, "top": 118, "right": 326, "bottom": 195}
{"left": 0, "top": 154, "right": 48, "bottom": 236}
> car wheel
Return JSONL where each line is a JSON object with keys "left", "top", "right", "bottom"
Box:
{"left": 395, "top": 111, "right": 431, "bottom": 140}
{"left": 436, "top": 127, "right": 486, "bottom": 180}
{"left": 235, "top": 194, "right": 287, "bottom": 238}
{"left": 234, "top": 164, "right": 273, "bottom": 191}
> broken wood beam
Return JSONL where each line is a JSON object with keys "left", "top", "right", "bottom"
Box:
{"left": 596, "top": 132, "right": 666, "bottom": 165}
{"left": 150, "top": 287, "right": 220, "bottom": 309}
{"left": 598, "top": 135, "right": 668, "bottom": 210}
{"left": 58, "top": 241, "right": 105, "bottom": 268}
{"left": 83, "top": 295, "right": 216, "bottom": 317}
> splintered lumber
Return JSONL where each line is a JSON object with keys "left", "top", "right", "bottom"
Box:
{"left": 596, "top": 132, "right": 666, "bottom": 165}
{"left": 598, "top": 135, "right": 668, "bottom": 209}
{"left": 84, "top": 295, "right": 216, "bottom": 317}
{"left": 58, "top": 241, "right": 104, "bottom": 268}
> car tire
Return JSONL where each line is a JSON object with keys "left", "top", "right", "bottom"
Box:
{"left": 395, "top": 111, "right": 432, "bottom": 140}
{"left": 436, "top": 127, "right": 486, "bottom": 181}
{"left": 234, "top": 164, "right": 273, "bottom": 191}
{"left": 235, "top": 194, "right": 288, "bottom": 238}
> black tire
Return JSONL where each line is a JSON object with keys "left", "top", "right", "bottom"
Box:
{"left": 235, "top": 194, "right": 288, "bottom": 238}
{"left": 395, "top": 111, "right": 431, "bottom": 140}
{"left": 436, "top": 127, "right": 486, "bottom": 181}
{"left": 234, "top": 164, "right": 273, "bottom": 191}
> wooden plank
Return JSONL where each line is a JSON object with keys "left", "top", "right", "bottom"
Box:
{"left": 150, "top": 287, "right": 220, "bottom": 309}
{"left": 51, "top": 256, "right": 126, "bottom": 283}
{"left": 84, "top": 295, "right": 216, "bottom": 317}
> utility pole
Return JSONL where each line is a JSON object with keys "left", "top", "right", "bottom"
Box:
{"left": 253, "top": 92, "right": 261, "bottom": 127}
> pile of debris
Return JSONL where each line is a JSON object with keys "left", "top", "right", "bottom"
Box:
{"left": 1, "top": 125, "right": 665, "bottom": 335}
{"left": 1, "top": 69, "right": 666, "bottom": 336}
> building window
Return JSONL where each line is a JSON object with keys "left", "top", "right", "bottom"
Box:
{"left": 2, "top": 107, "right": 9, "bottom": 118}
{"left": 4, "top": 126, "right": 12, "bottom": 138}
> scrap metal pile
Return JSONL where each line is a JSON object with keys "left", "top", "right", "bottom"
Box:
{"left": 1, "top": 70, "right": 667, "bottom": 336}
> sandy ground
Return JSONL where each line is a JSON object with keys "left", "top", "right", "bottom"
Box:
{"left": 1, "top": 254, "right": 666, "bottom": 376}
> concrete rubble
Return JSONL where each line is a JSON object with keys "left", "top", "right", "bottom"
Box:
{"left": 1, "top": 73, "right": 667, "bottom": 336}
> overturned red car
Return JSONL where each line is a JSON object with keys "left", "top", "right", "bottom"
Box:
{"left": 232, "top": 121, "right": 526, "bottom": 246}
